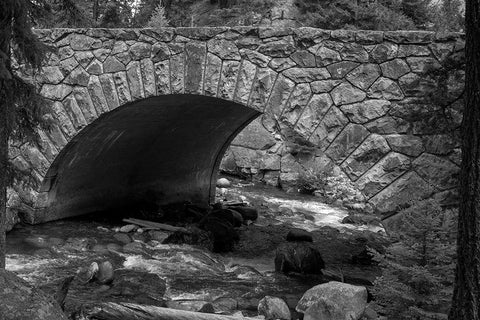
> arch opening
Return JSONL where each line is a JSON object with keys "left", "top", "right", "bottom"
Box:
{"left": 33, "top": 94, "right": 260, "bottom": 223}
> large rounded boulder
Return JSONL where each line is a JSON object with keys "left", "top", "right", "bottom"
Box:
{"left": 0, "top": 269, "right": 68, "bottom": 320}
{"left": 296, "top": 281, "right": 368, "bottom": 320}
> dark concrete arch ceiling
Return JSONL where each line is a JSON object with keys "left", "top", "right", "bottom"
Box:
{"left": 40, "top": 94, "right": 260, "bottom": 221}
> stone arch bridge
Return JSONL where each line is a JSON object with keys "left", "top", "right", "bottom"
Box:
{"left": 9, "top": 27, "right": 464, "bottom": 226}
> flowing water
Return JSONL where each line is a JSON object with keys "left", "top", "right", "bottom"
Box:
{"left": 6, "top": 181, "right": 385, "bottom": 317}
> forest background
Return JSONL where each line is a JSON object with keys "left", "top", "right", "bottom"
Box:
{"left": 32, "top": 0, "right": 464, "bottom": 32}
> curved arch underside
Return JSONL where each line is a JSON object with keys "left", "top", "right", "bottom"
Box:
{"left": 34, "top": 94, "right": 260, "bottom": 223}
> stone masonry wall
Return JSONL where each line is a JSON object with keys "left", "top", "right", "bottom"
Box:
{"left": 10, "top": 27, "right": 464, "bottom": 227}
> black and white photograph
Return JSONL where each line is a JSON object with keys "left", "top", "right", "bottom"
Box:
{"left": 0, "top": 0, "right": 477, "bottom": 319}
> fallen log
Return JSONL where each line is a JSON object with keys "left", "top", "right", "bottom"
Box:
{"left": 77, "top": 302, "right": 256, "bottom": 320}
{"left": 122, "top": 218, "right": 189, "bottom": 233}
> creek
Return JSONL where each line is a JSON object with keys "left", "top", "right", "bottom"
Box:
{"left": 6, "top": 180, "right": 386, "bottom": 318}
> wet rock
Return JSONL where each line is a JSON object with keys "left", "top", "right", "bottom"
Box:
{"left": 212, "top": 297, "right": 238, "bottom": 313}
{"left": 78, "top": 262, "right": 99, "bottom": 283}
{"left": 92, "top": 244, "right": 109, "bottom": 254}
{"left": 119, "top": 224, "right": 137, "bottom": 233}
{"left": 148, "top": 230, "right": 169, "bottom": 243}
{"left": 106, "top": 243, "right": 122, "bottom": 252}
{"left": 217, "top": 178, "right": 232, "bottom": 188}
{"left": 107, "top": 269, "right": 166, "bottom": 306}
{"left": 296, "top": 281, "right": 368, "bottom": 320}
{"left": 200, "top": 216, "right": 239, "bottom": 252}
{"left": 131, "top": 232, "right": 147, "bottom": 242}
{"left": 258, "top": 296, "right": 291, "bottom": 320}
{"left": 211, "top": 208, "right": 243, "bottom": 227}
{"left": 275, "top": 242, "right": 325, "bottom": 275}
{"left": 95, "top": 261, "right": 114, "bottom": 284}
{"left": 25, "top": 236, "right": 50, "bottom": 248}
{"left": 0, "top": 269, "right": 68, "bottom": 320}
{"left": 123, "top": 241, "right": 144, "bottom": 254}
{"left": 163, "top": 226, "right": 214, "bottom": 251}
{"left": 228, "top": 205, "right": 259, "bottom": 221}
{"left": 64, "top": 237, "right": 95, "bottom": 251}
{"left": 286, "top": 228, "right": 313, "bottom": 242}
{"left": 114, "top": 233, "right": 132, "bottom": 244}
{"left": 166, "top": 300, "right": 215, "bottom": 313}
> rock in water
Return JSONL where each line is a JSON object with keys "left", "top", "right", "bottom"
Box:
{"left": 258, "top": 296, "right": 291, "bottom": 320}
{"left": 119, "top": 224, "right": 137, "bottom": 233}
{"left": 78, "top": 261, "right": 99, "bottom": 283}
{"left": 0, "top": 269, "right": 68, "bottom": 320}
{"left": 286, "top": 228, "right": 313, "bottom": 242}
{"left": 275, "top": 242, "right": 324, "bottom": 274}
{"left": 211, "top": 209, "right": 243, "bottom": 227}
{"left": 216, "top": 178, "right": 231, "bottom": 188}
{"left": 200, "top": 216, "right": 239, "bottom": 252}
{"left": 228, "top": 205, "right": 258, "bottom": 221}
{"left": 296, "top": 281, "right": 368, "bottom": 320}
{"left": 96, "top": 261, "right": 114, "bottom": 284}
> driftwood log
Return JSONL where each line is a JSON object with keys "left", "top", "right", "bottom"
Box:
{"left": 122, "top": 218, "right": 189, "bottom": 233}
{"left": 77, "top": 302, "right": 256, "bottom": 320}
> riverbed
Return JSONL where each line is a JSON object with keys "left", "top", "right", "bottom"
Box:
{"left": 6, "top": 180, "right": 386, "bottom": 318}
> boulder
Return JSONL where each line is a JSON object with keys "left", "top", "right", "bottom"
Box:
{"left": 217, "top": 178, "right": 232, "bottom": 188}
{"left": 296, "top": 281, "right": 368, "bottom": 320}
{"left": 258, "top": 296, "right": 291, "bottom": 320}
{"left": 275, "top": 242, "right": 324, "bottom": 275}
{"left": 286, "top": 228, "right": 313, "bottom": 242}
{"left": 0, "top": 269, "right": 68, "bottom": 320}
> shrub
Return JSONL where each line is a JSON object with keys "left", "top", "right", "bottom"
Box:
{"left": 371, "top": 199, "right": 457, "bottom": 319}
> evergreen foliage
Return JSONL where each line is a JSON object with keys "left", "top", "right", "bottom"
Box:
{"left": 0, "top": 0, "right": 52, "bottom": 268}
{"left": 295, "top": 0, "right": 463, "bottom": 31}
{"left": 371, "top": 199, "right": 457, "bottom": 319}
{"left": 147, "top": 3, "right": 170, "bottom": 27}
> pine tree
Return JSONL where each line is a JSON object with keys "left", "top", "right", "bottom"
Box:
{"left": 0, "top": 0, "right": 50, "bottom": 268}
{"left": 147, "top": 2, "right": 170, "bottom": 27}
{"left": 372, "top": 199, "right": 457, "bottom": 319}
{"left": 448, "top": 0, "right": 480, "bottom": 318}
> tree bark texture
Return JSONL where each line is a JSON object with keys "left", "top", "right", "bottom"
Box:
{"left": 77, "top": 302, "right": 257, "bottom": 320}
{"left": 449, "top": 0, "right": 480, "bottom": 318}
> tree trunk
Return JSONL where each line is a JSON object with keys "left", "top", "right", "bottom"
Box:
{"left": 77, "top": 302, "right": 257, "bottom": 320}
{"left": 93, "top": 0, "right": 99, "bottom": 22}
{"left": 0, "top": 79, "right": 7, "bottom": 269}
{"left": 0, "top": 15, "right": 12, "bottom": 270}
{"left": 448, "top": 0, "right": 480, "bottom": 318}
